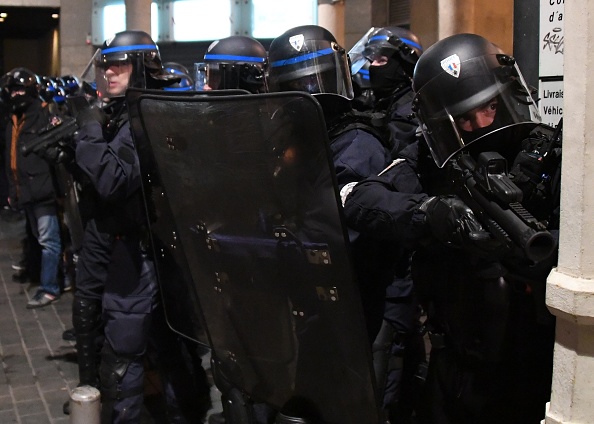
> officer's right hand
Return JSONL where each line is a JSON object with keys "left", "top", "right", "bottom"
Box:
{"left": 76, "top": 106, "right": 106, "bottom": 129}
{"left": 420, "top": 195, "right": 496, "bottom": 251}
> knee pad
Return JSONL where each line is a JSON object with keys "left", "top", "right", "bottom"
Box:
{"left": 99, "top": 343, "right": 142, "bottom": 401}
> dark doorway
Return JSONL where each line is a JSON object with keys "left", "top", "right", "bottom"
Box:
{"left": 0, "top": 6, "right": 60, "bottom": 76}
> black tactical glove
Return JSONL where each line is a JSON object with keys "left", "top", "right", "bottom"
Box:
{"left": 420, "top": 195, "right": 503, "bottom": 255}
{"left": 76, "top": 106, "right": 106, "bottom": 129}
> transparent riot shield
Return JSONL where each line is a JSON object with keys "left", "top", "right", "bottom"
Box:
{"left": 131, "top": 90, "right": 380, "bottom": 423}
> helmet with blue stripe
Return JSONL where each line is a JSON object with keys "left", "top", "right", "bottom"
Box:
{"left": 83, "top": 30, "right": 178, "bottom": 101}
{"left": 268, "top": 25, "right": 353, "bottom": 100}
{"left": 364, "top": 27, "right": 423, "bottom": 69}
{"left": 163, "top": 62, "right": 194, "bottom": 91}
{"left": 203, "top": 35, "right": 268, "bottom": 93}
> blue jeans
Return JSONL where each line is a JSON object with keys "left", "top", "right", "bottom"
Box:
{"left": 27, "top": 209, "right": 61, "bottom": 296}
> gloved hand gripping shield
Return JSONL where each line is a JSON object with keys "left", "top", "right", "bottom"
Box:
{"left": 415, "top": 54, "right": 541, "bottom": 168}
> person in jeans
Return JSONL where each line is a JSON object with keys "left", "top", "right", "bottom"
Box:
{"left": 2, "top": 67, "right": 62, "bottom": 308}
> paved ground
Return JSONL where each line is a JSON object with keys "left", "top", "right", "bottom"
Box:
{"left": 0, "top": 211, "right": 222, "bottom": 423}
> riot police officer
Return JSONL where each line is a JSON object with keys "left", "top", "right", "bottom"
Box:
{"left": 269, "top": 23, "right": 393, "bottom": 339}
{"left": 74, "top": 30, "right": 207, "bottom": 423}
{"left": 344, "top": 33, "right": 559, "bottom": 424}
{"left": 268, "top": 25, "right": 422, "bottom": 423}
{"left": 163, "top": 62, "right": 195, "bottom": 92}
{"left": 364, "top": 26, "right": 423, "bottom": 156}
{"left": 203, "top": 35, "right": 268, "bottom": 93}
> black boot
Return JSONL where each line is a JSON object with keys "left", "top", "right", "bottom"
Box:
{"left": 72, "top": 296, "right": 103, "bottom": 387}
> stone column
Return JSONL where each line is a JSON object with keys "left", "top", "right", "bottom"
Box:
{"left": 545, "top": 0, "right": 594, "bottom": 423}
{"left": 318, "top": 0, "right": 345, "bottom": 47}
{"left": 125, "top": 0, "right": 151, "bottom": 33}
{"left": 59, "top": 0, "right": 95, "bottom": 76}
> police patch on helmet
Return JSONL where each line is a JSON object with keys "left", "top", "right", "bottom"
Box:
{"left": 440, "top": 54, "right": 460, "bottom": 78}
{"left": 289, "top": 34, "right": 305, "bottom": 51}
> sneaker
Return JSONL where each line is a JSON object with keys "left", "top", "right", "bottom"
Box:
{"left": 11, "top": 263, "right": 25, "bottom": 271}
{"left": 26, "top": 291, "right": 59, "bottom": 309}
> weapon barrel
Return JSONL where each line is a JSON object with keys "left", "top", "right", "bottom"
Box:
{"left": 465, "top": 176, "right": 556, "bottom": 263}
{"left": 21, "top": 118, "right": 78, "bottom": 157}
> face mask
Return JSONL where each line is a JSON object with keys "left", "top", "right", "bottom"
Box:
{"left": 368, "top": 58, "right": 407, "bottom": 92}
{"left": 9, "top": 92, "right": 33, "bottom": 114}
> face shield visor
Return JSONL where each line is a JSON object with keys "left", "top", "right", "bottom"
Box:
{"left": 348, "top": 27, "right": 375, "bottom": 75}
{"left": 204, "top": 57, "right": 268, "bottom": 93}
{"left": 415, "top": 55, "right": 541, "bottom": 168}
{"left": 269, "top": 39, "right": 354, "bottom": 100}
{"left": 81, "top": 47, "right": 147, "bottom": 103}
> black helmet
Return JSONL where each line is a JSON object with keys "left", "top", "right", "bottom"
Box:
{"left": 82, "top": 30, "right": 177, "bottom": 101}
{"left": 61, "top": 74, "right": 81, "bottom": 95}
{"left": 364, "top": 27, "right": 422, "bottom": 67}
{"left": 412, "top": 33, "right": 541, "bottom": 168}
{"left": 50, "top": 77, "right": 67, "bottom": 104}
{"left": 363, "top": 27, "right": 422, "bottom": 91}
{"left": 3, "top": 68, "right": 40, "bottom": 113}
{"left": 39, "top": 76, "right": 58, "bottom": 103}
{"left": 203, "top": 36, "right": 268, "bottom": 93}
{"left": 163, "top": 62, "right": 194, "bottom": 91}
{"left": 268, "top": 25, "right": 353, "bottom": 100}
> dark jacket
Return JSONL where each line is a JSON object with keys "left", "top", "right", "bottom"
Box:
{"left": 4, "top": 99, "right": 59, "bottom": 211}
{"left": 74, "top": 100, "right": 145, "bottom": 237}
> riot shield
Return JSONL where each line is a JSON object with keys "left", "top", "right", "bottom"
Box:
{"left": 127, "top": 88, "right": 251, "bottom": 348}
{"left": 134, "top": 90, "right": 380, "bottom": 423}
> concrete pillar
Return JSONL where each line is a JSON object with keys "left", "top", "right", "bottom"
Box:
{"left": 545, "top": 0, "right": 594, "bottom": 423}
{"left": 125, "top": 0, "right": 151, "bottom": 33}
{"left": 59, "top": 0, "right": 95, "bottom": 76}
{"left": 318, "top": 1, "right": 345, "bottom": 47}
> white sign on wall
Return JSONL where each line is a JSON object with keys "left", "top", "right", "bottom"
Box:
{"left": 539, "top": 0, "right": 564, "bottom": 78}
{"left": 539, "top": 80, "right": 564, "bottom": 127}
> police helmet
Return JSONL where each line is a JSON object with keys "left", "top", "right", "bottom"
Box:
{"left": 61, "top": 74, "right": 81, "bottom": 95}
{"left": 413, "top": 33, "right": 541, "bottom": 168}
{"left": 268, "top": 25, "right": 353, "bottom": 100}
{"left": 39, "top": 76, "right": 58, "bottom": 103}
{"left": 83, "top": 30, "right": 177, "bottom": 101}
{"left": 3, "top": 68, "right": 40, "bottom": 113}
{"left": 363, "top": 27, "right": 422, "bottom": 92}
{"left": 203, "top": 36, "right": 268, "bottom": 93}
{"left": 163, "top": 62, "right": 195, "bottom": 91}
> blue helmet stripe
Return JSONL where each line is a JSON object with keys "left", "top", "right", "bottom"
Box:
{"left": 270, "top": 47, "right": 334, "bottom": 68}
{"left": 204, "top": 54, "right": 266, "bottom": 63}
{"left": 102, "top": 44, "right": 157, "bottom": 54}
{"left": 164, "top": 86, "right": 193, "bottom": 91}
{"left": 369, "top": 35, "right": 390, "bottom": 42}
{"left": 401, "top": 37, "right": 423, "bottom": 51}
{"left": 358, "top": 69, "right": 369, "bottom": 76}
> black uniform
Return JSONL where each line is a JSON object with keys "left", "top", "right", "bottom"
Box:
{"left": 345, "top": 33, "right": 560, "bottom": 423}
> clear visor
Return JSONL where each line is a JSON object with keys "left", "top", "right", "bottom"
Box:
{"left": 348, "top": 27, "right": 375, "bottom": 75}
{"left": 269, "top": 40, "right": 354, "bottom": 100}
{"left": 80, "top": 48, "right": 145, "bottom": 102}
{"left": 415, "top": 55, "right": 541, "bottom": 168}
